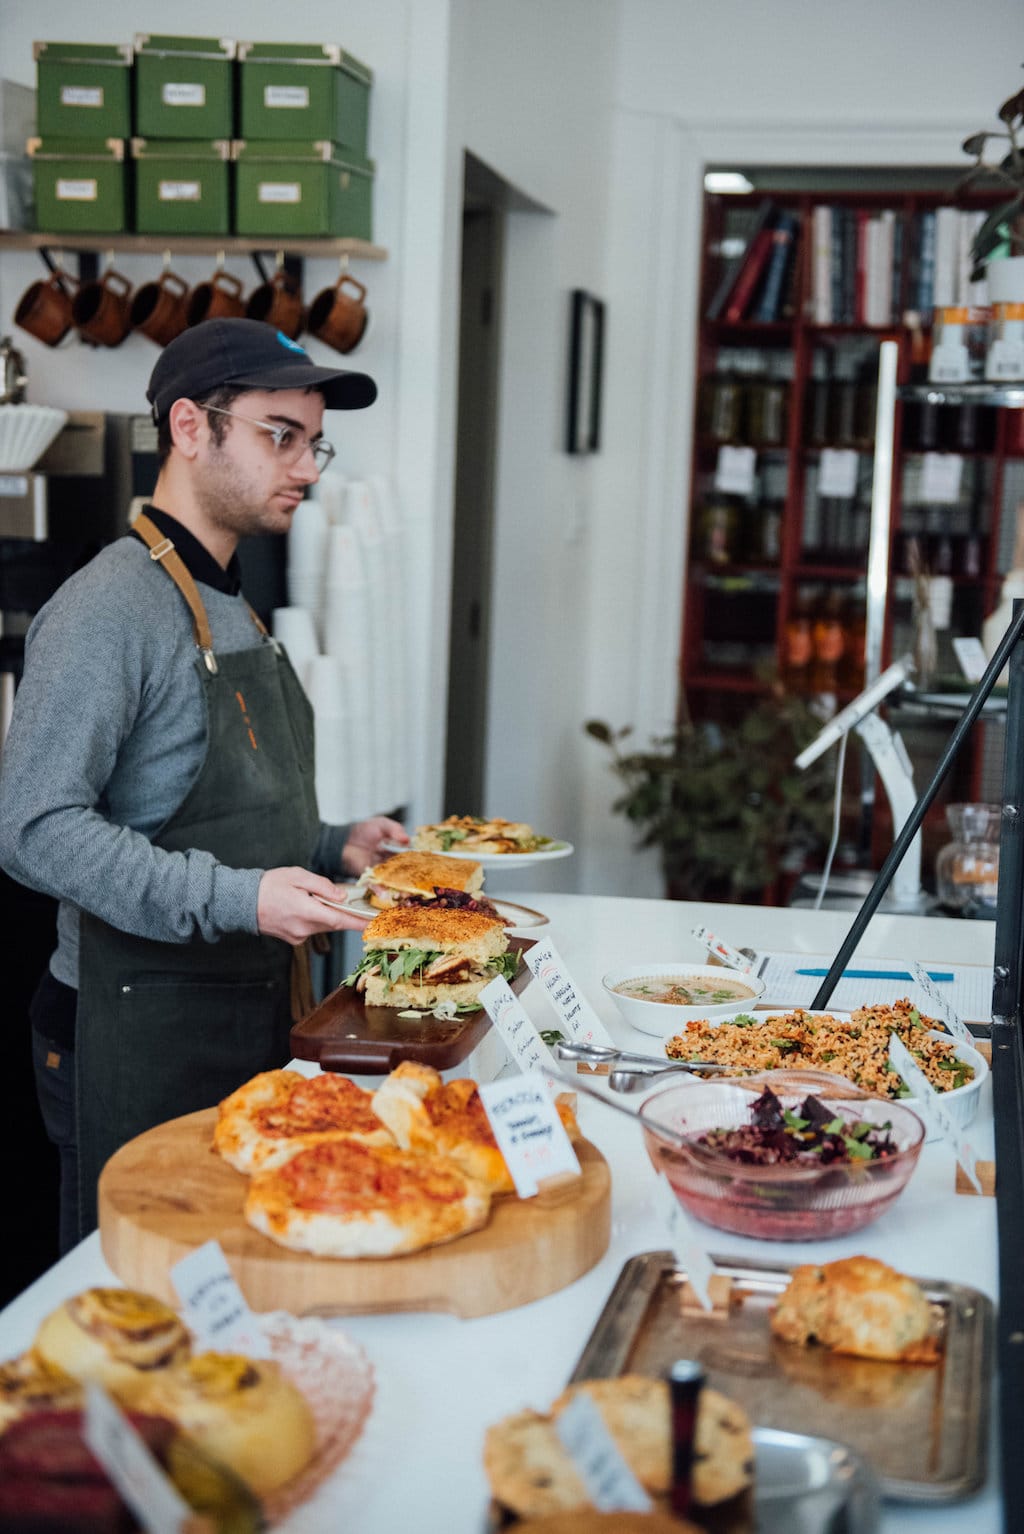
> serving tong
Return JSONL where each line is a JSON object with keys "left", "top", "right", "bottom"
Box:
{"left": 555, "top": 1039, "right": 745, "bottom": 1093}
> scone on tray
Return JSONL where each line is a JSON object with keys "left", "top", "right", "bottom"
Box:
{"left": 770, "top": 1255, "right": 941, "bottom": 1363}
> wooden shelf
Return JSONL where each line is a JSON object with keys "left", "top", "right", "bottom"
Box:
{"left": 0, "top": 231, "right": 388, "bottom": 261}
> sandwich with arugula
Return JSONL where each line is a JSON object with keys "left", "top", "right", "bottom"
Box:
{"left": 346, "top": 907, "right": 519, "bottom": 1011}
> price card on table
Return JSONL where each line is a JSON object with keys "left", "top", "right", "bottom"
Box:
{"left": 524, "top": 938, "right": 615, "bottom": 1050}
{"left": 714, "top": 444, "right": 756, "bottom": 495}
{"left": 649, "top": 1170, "right": 718, "bottom": 1311}
{"left": 171, "top": 1239, "right": 271, "bottom": 1359}
{"left": 691, "top": 924, "right": 754, "bottom": 974}
{"left": 889, "top": 1033, "right": 982, "bottom": 1193}
{"left": 818, "top": 448, "right": 859, "bottom": 499}
{"left": 921, "top": 452, "right": 964, "bottom": 504}
{"left": 952, "top": 636, "right": 988, "bottom": 683}
{"left": 479, "top": 974, "right": 557, "bottom": 1089}
{"left": 477, "top": 1072, "right": 581, "bottom": 1197}
{"left": 911, "top": 960, "right": 975, "bottom": 1047}
{"left": 555, "top": 1392, "right": 653, "bottom": 1512}
{"left": 84, "top": 1384, "right": 195, "bottom": 1534}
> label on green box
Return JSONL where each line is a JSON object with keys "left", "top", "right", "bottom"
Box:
{"left": 57, "top": 178, "right": 98, "bottom": 201}
{"left": 162, "top": 83, "right": 206, "bottom": 106}
{"left": 258, "top": 181, "right": 301, "bottom": 203}
{"left": 158, "top": 180, "right": 202, "bottom": 201}
{"left": 265, "top": 85, "right": 309, "bottom": 109}
{"left": 61, "top": 86, "right": 104, "bottom": 107}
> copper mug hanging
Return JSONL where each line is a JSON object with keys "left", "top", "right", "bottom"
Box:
{"left": 306, "top": 270, "right": 368, "bottom": 354}
{"left": 14, "top": 266, "right": 79, "bottom": 347}
{"left": 245, "top": 259, "right": 305, "bottom": 341}
{"left": 186, "top": 263, "right": 246, "bottom": 327}
{"left": 71, "top": 264, "right": 134, "bottom": 348}
{"left": 129, "top": 257, "right": 190, "bottom": 347}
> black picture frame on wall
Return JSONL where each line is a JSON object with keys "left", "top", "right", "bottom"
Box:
{"left": 566, "top": 288, "right": 605, "bottom": 454}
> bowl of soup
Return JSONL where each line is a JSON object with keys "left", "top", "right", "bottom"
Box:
{"left": 601, "top": 963, "right": 765, "bottom": 1037}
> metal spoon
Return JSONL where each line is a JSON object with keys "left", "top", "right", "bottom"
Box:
{"left": 609, "top": 1064, "right": 703, "bottom": 1093}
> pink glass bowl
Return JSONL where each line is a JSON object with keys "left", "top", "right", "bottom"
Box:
{"left": 639, "top": 1077, "right": 926, "bottom": 1242}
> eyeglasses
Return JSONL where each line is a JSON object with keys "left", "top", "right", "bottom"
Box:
{"left": 201, "top": 404, "right": 336, "bottom": 472}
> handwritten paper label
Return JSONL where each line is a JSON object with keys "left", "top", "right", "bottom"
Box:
{"left": 555, "top": 1393, "right": 653, "bottom": 1512}
{"left": 889, "top": 1033, "right": 981, "bottom": 1193}
{"left": 714, "top": 444, "right": 756, "bottom": 495}
{"left": 265, "top": 84, "right": 309, "bottom": 109}
{"left": 83, "top": 1384, "right": 192, "bottom": 1534}
{"left": 649, "top": 1171, "right": 717, "bottom": 1311}
{"left": 818, "top": 448, "right": 859, "bottom": 499}
{"left": 690, "top": 925, "right": 754, "bottom": 974}
{"left": 478, "top": 1073, "right": 581, "bottom": 1198}
{"left": 61, "top": 85, "right": 103, "bottom": 107}
{"left": 162, "top": 82, "right": 205, "bottom": 107}
{"left": 479, "top": 975, "right": 556, "bottom": 1087}
{"left": 171, "top": 1240, "right": 271, "bottom": 1358}
{"left": 524, "top": 939, "right": 614, "bottom": 1048}
{"left": 921, "top": 452, "right": 964, "bottom": 504}
{"left": 952, "top": 636, "right": 988, "bottom": 683}
{"left": 911, "top": 962, "right": 974, "bottom": 1046}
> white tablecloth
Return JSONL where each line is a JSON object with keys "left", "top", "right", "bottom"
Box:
{"left": 0, "top": 894, "right": 1001, "bottom": 1532}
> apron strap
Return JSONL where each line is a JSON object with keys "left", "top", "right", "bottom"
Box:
{"left": 133, "top": 512, "right": 267, "bottom": 670}
{"left": 290, "top": 932, "right": 331, "bottom": 1023}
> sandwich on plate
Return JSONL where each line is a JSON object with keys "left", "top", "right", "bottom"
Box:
{"left": 412, "top": 814, "right": 555, "bottom": 854}
{"left": 345, "top": 906, "right": 519, "bottom": 1011}
{"left": 355, "top": 850, "right": 498, "bottom": 917}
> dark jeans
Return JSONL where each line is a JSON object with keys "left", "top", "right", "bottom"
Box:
{"left": 30, "top": 973, "right": 79, "bottom": 1256}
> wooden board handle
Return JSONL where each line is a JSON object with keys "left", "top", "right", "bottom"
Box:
{"left": 318, "top": 1040, "right": 402, "bottom": 1074}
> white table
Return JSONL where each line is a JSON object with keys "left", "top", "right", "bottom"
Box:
{"left": 0, "top": 894, "right": 1001, "bottom": 1533}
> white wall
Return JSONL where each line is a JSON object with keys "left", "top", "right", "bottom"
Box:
{"left": 577, "top": 0, "right": 1024, "bottom": 897}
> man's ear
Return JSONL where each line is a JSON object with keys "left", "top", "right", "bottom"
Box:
{"left": 168, "top": 399, "right": 204, "bottom": 460}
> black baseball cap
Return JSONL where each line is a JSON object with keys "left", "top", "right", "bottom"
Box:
{"left": 146, "top": 318, "right": 377, "bottom": 422}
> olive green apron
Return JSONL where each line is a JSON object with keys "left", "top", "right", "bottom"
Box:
{"left": 75, "top": 514, "right": 320, "bottom": 1238}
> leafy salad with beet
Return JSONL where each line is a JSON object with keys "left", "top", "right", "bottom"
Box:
{"left": 694, "top": 1086, "right": 900, "bottom": 1167}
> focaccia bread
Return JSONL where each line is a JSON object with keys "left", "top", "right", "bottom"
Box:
{"left": 770, "top": 1255, "right": 940, "bottom": 1363}
{"left": 371, "top": 1061, "right": 579, "bottom": 1196}
{"left": 33, "top": 1288, "right": 191, "bottom": 1404}
{"left": 0, "top": 1353, "right": 83, "bottom": 1433}
{"left": 244, "top": 1136, "right": 492, "bottom": 1257}
{"left": 213, "top": 1068, "right": 394, "bottom": 1174}
{"left": 135, "top": 1351, "right": 315, "bottom": 1498}
{"left": 484, "top": 1375, "right": 753, "bottom": 1517}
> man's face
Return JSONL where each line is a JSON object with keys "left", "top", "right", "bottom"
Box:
{"left": 194, "top": 388, "right": 327, "bottom": 539}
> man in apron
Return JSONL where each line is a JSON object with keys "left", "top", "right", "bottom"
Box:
{"left": 0, "top": 319, "right": 407, "bottom": 1245}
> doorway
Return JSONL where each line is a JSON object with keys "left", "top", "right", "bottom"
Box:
{"left": 443, "top": 154, "right": 506, "bottom": 816}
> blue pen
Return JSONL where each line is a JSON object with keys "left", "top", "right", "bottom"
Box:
{"left": 794, "top": 968, "right": 955, "bottom": 982}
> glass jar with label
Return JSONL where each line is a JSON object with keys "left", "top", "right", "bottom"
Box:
{"left": 935, "top": 803, "right": 1000, "bottom": 919}
{"left": 694, "top": 498, "right": 739, "bottom": 565}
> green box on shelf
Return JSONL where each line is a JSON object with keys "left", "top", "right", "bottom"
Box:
{"left": 233, "top": 140, "right": 373, "bottom": 239}
{"left": 35, "top": 41, "right": 133, "bottom": 139}
{"left": 29, "top": 136, "right": 128, "bottom": 234}
{"left": 134, "top": 35, "right": 236, "bottom": 140}
{"left": 132, "top": 138, "right": 232, "bottom": 235}
{"left": 237, "top": 43, "right": 371, "bottom": 152}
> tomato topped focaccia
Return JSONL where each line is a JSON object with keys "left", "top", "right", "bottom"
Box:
{"left": 213, "top": 1069, "right": 395, "bottom": 1175}
{"left": 371, "top": 1061, "right": 580, "bottom": 1196}
{"left": 244, "top": 1137, "right": 492, "bottom": 1257}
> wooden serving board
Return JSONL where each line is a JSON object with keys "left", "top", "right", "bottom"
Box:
{"left": 98, "top": 1109, "right": 612, "bottom": 1319}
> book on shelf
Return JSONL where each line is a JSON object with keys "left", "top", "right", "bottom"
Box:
{"left": 705, "top": 198, "right": 775, "bottom": 321}
{"left": 811, "top": 204, "right": 833, "bottom": 323}
{"left": 751, "top": 210, "right": 798, "bottom": 322}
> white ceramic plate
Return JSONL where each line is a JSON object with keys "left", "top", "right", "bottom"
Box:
{"left": 337, "top": 893, "right": 550, "bottom": 929}
{"left": 659, "top": 1008, "right": 988, "bottom": 1129}
{"left": 380, "top": 838, "right": 573, "bottom": 866}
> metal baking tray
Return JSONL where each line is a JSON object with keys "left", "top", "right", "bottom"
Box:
{"left": 569, "top": 1251, "right": 993, "bottom": 1503}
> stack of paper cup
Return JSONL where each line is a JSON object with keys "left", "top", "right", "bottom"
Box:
{"left": 305, "top": 654, "right": 352, "bottom": 824}
{"left": 316, "top": 469, "right": 348, "bottom": 525}
{"left": 369, "top": 475, "right": 410, "bottom": 808}
{"left": 348, "top": 482, "right": 396, "bottom": 810}
{"left": 286, "top": 497, "right": 329, "bottom": 640}
{"left": 271, "top": 606, "right": 319, "bottom": 691}
{"left": 323, "top": 522, "right": 376, "bottom": 818}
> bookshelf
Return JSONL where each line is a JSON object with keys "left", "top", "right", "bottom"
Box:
{"left": 684, "top": 183, "right": 1024, "bottom": 892}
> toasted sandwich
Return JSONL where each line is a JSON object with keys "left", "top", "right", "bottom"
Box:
{"left": 345, "top": 907, "right": 518, "bottom": 1011}
{"left": 411, "top": 814, "right": 554, "bottom": 854}
{"left": 356, "top": 851, "right": 486, "bottom": 910}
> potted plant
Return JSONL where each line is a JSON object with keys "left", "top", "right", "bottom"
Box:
{"left": 960, "top": 65, "right": 1024, "bottom": 289}
{"left": 585, "top": 684, "right": 836, "bottom": 903}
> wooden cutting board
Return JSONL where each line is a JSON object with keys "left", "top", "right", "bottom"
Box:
{"left": 98, "top": 1109, "right": 612, "bottom": 1319}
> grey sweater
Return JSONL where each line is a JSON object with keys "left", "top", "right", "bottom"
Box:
{"left": 0, "top": 536, "right": 343, "bottom": 988}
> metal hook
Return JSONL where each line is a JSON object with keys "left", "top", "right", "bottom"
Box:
{"left": 215, "top": 249, "right": 226, "bottom": 271}
{"left": 338, "top": 252, "right": 349, "bottom": 276}
{"left": 162, "top": 248, "right": 172, "bottom": 271}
